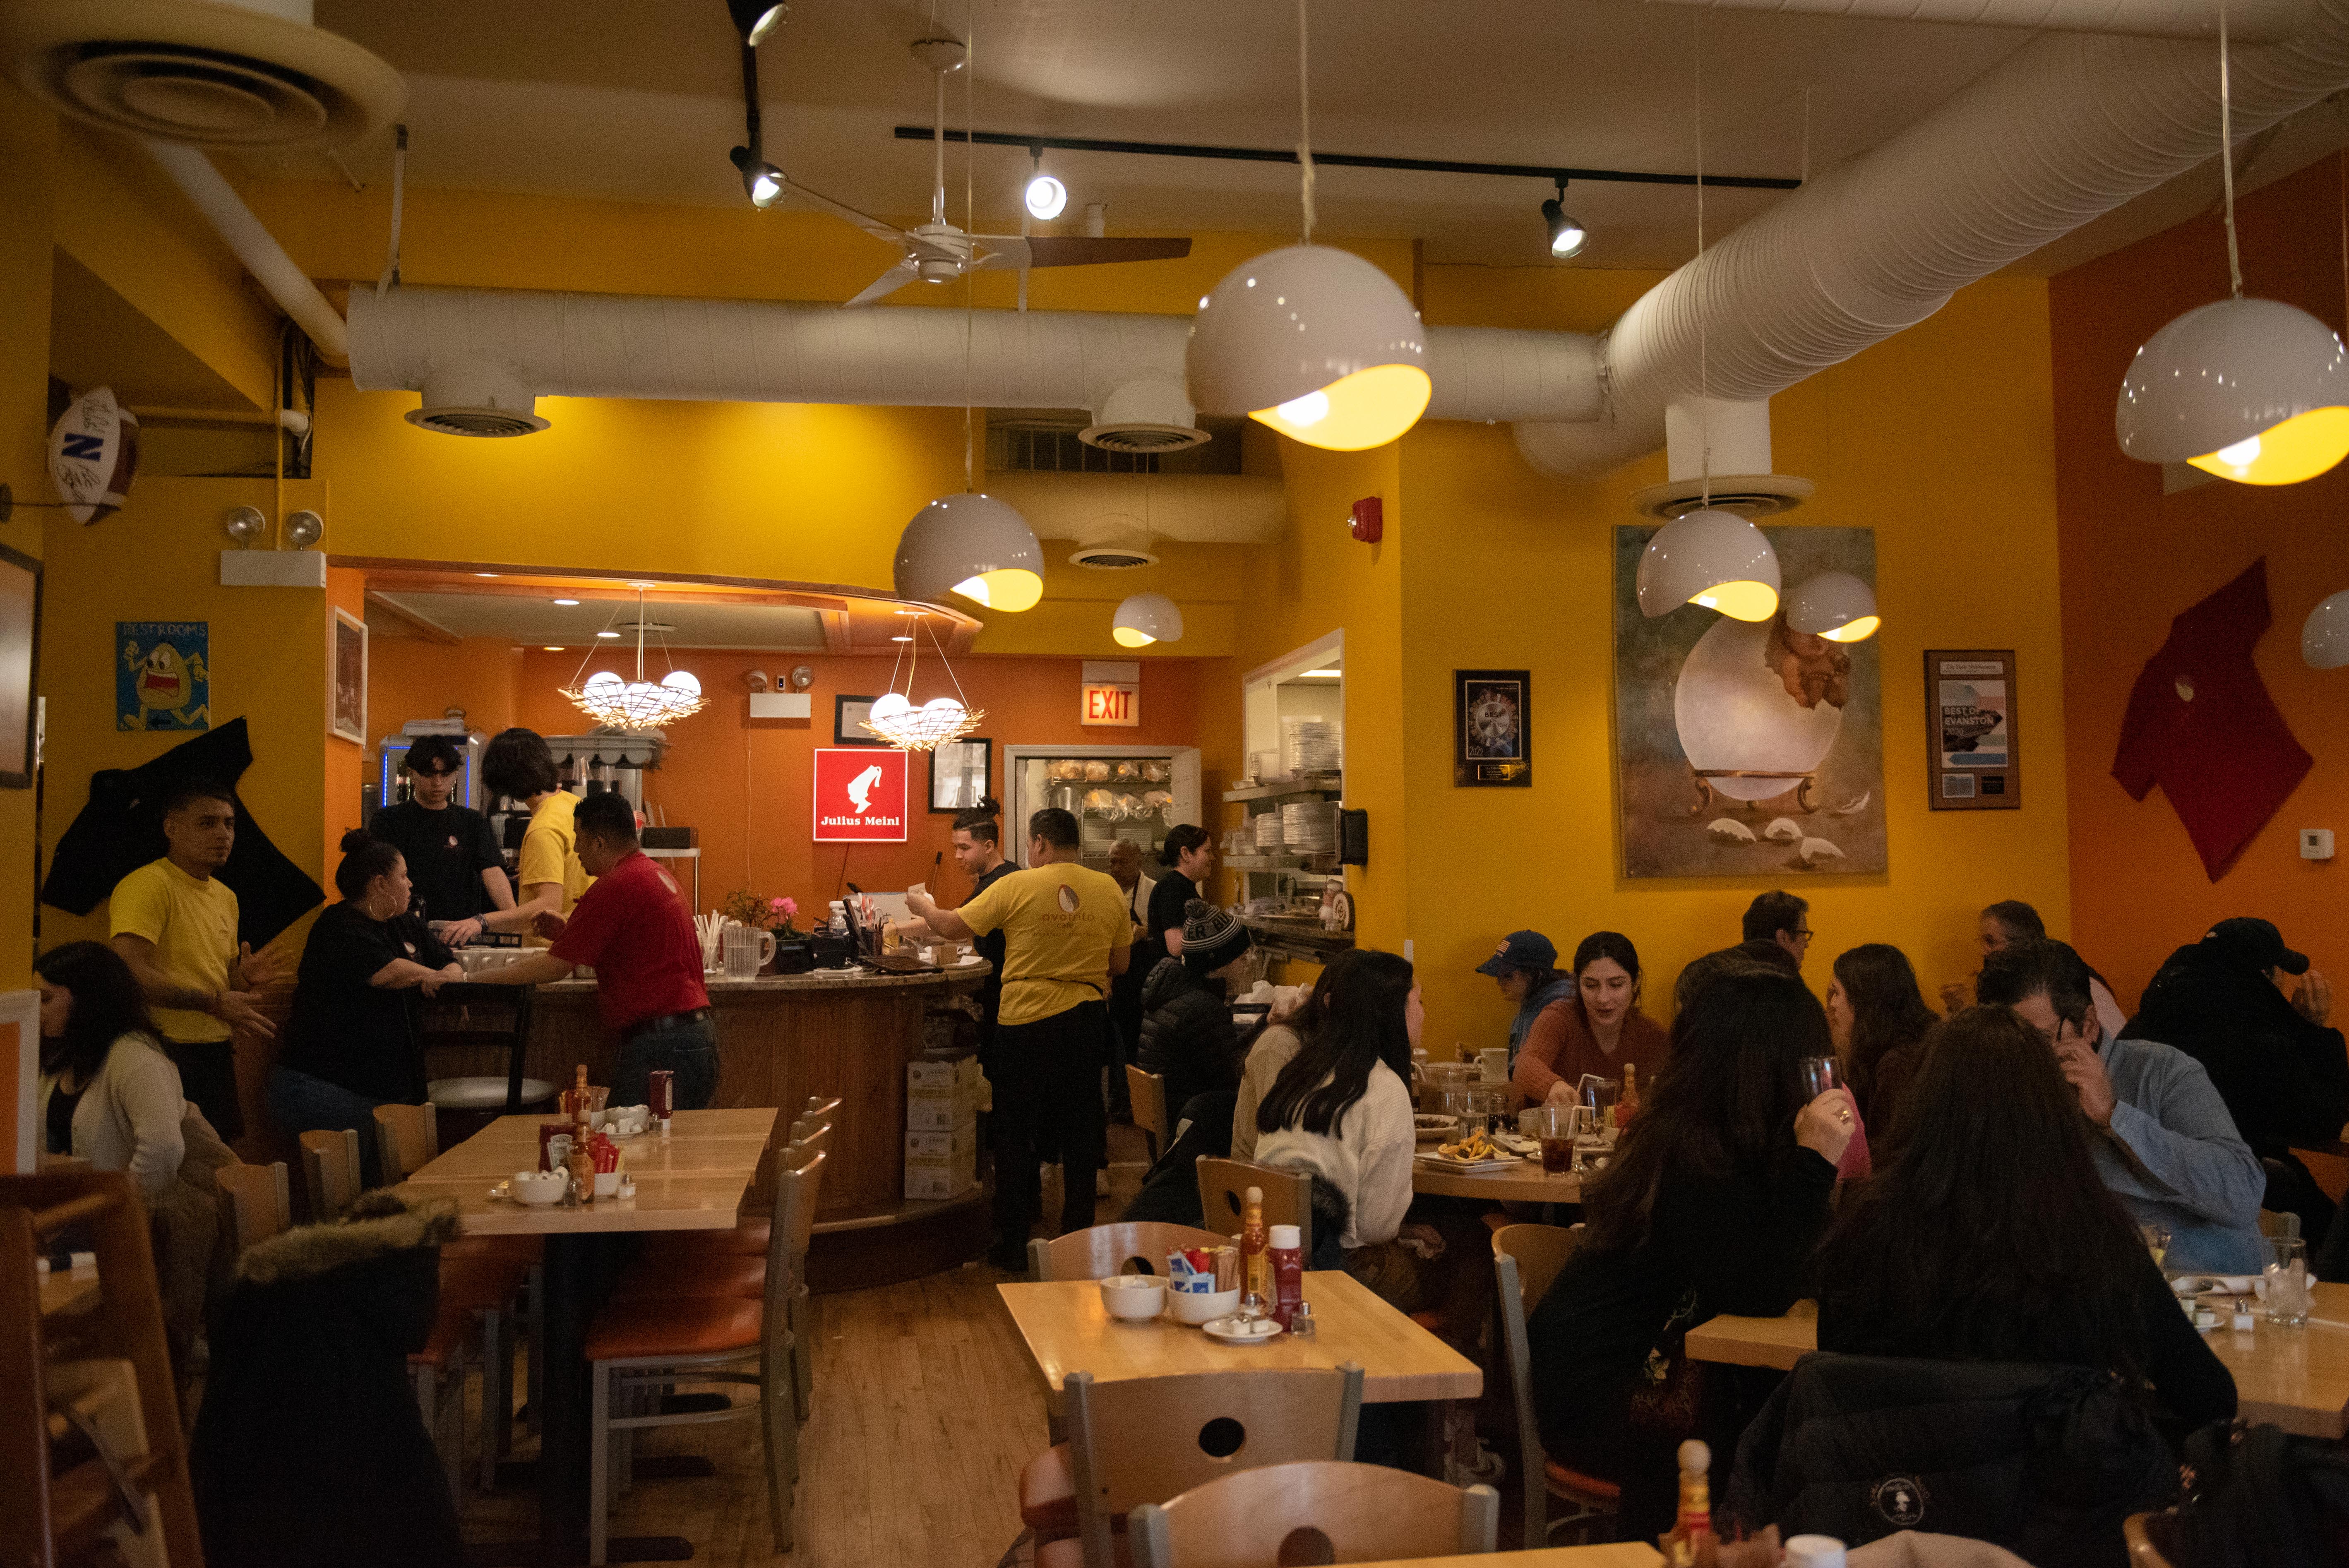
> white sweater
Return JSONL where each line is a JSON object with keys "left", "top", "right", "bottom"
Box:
{"left": 1251, "top": 1059, "right": 1416, "bottom": 1250}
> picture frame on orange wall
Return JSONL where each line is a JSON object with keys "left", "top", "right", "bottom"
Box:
{"left": 1454, "top": 668, "right": 1532, "bottom": 787}
{"left": 329, "top": 607, "right": 367, "bottom": 746}
{"left": 1924, "top": 648, "right": 2021, "bottom": 812}
{"left": 0, "top": 542, "right": 39, "bottom": 786}
{"left": 930, "top": 737, "right": 992, "bottom": 813}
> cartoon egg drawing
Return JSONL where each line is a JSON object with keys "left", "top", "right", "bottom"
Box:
{"left": 1674, "top": 615, "right": 1844, "bottom": 802}
{"left": 1762, "top": 817, "right": 1803, "bottom": 842}
{"left": 1797, "top": 836, "right": 1846, "bottom": 867}
{"left": 1706, "top": 818, "right": 1757, "bottom": 844}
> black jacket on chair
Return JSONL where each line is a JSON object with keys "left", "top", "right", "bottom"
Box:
{"left": 193, "top": 1191, "right": 464, "bottom": 1568}
{"left": 1134, "top": 958, "right": 1243, "bottom": 1122}
{"left": 1727, "top": 1352, "right": 2177, "bottom": 1568}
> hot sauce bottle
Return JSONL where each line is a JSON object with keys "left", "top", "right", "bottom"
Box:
{"left": 1661, "top": 1439, "right": 1717, "bottom": 1566}
{"left": 1239, "top": 1186, "right": 1270, "bottom": 1320}
{"left": 1616, "top": 1062, "right": 1641, "bottom": 1130}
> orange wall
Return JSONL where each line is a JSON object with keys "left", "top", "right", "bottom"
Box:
{"left": 368, "top": 635, "right": 1222, "bottom": 912}
{"left": 2051, "top": 154, "right": 2349, "bottom": 1009}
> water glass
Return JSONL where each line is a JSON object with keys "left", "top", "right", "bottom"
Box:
{"left": 1799, "top": 1056, "right": 1841, "bottom": 1101}
{"left": 2139, "top": 1223, "right": 2172, "bottom": 1272}
{"left": 2266, "top": 1236, "right": 2312, "bottom": 1328}
{"left": 1534, "top": 1106, "right": 1578, "bottom": 1176}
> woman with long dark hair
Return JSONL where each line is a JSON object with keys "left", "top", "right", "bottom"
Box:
{"left": 269, "top": 830, "right": 463, "bottom": 1183}
{"left": 1817, "top": 1005, "right": 2233, "bottom": 1422}
{"left": 1144, "top": 824, "right": 1215, "bottom": 963}
{"left": 37, "top": 940, "right": 186, "bottom": 1191}
{"left": 1253, "top": 949, "right": 1421, "bottom": 1274}
{"left": 1509, "top": 930, "right": 1671, "bottom": 1109}
{"left": 1827, "top": 943, "right": 1939, "bottom": 1132}
{"left": 1528, "top": 968, "right": 1855, "bottom": 1539}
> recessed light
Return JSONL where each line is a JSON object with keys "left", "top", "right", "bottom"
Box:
{"left": 1300, "top": 668, "right": 1342, "bottom": 677}
{"left": 597, "top": 630, "right": 621, "bottom": 639}
{"left": 476, "top": 572, "right": 499, "bottom": 578}
{"left": 891, "top": 635, "right": 914, "bottom": 642}
{"left": 552, "top": 598, "right": 580, "bottom": 606}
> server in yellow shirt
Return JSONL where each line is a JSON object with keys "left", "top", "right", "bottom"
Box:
{"left": 475, "top": 728, "right": 592, "bottom": 941}
{"left": 108, "top": 780, "right": 282, "bottom": 1138}
{"left": 908, "top": 807, "right": 1129, "bottom": 1269}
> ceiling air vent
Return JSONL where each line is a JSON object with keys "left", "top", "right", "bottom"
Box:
{"left": 405, "top": 361, "right": 550, "bottom": 438}
{"left": 1081, "top": 376, "right": 1210, "bottom": 456}
{"left": 1628, "top": 473, "right": 1816, "bottom": 520}
{"left": 406, "top": 406, "right": 550, "bottom": 439}
{"left": 1067, "top": 518, "right": 1160, "bottom": 571}
{"left": 0, "top": 2, "right": 405, "bottom": 150}
{"left": 1080, "top": 421, "right": 1210, "bottom": 455}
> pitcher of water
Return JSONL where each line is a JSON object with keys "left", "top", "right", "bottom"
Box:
{"left": 721, "top": 923, "right": 776, "bottom": 980}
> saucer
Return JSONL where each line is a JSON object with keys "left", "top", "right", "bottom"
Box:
{"left": 1200, "top": 1315, "right": 1285, "bottom": 1345}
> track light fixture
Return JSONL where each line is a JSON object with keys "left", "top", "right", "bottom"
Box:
{"left": 726, "top": 0, "right": 787, "bottom": 45}
{"left": 729, "top": 145, "right": 783, "bottom": 207}
{"left": 1542, "top": 179, "right": 1587, "bottom": 260}
{"left": 726, "top": 40, "right": 783, "bottom": 208}
{"left": 1025, "top": 170, "right": 1067, "bottom": 221}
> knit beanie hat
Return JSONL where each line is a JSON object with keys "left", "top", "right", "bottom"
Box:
{"left": 1180, "top": 898, "right": 1251, "bottom": 971}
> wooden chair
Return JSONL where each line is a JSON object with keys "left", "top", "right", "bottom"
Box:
{"left": 644, "top": 1120, "right": 831, "bottom": 1265}
{"left": 586, "top": 1148, "right": 825, "bottom": 1562}
{"left": 2260, "top": 1208, "right": 2303, "bottom": 1241}
{"left": 1492, "top": 1222, "right": 1617, "bottom": 1546}
{"left": 803, "top": 1094, "right": 843, "bottom": 1124}
{"left": 372, "top": 1101, "right": 440, "bottom": 1185}
{"left": 2124, "top": 1510, "right": 2178, "bottom": 1566}
{"left": 214, "top": 1161, "right": 291, "bottom": 1254}
{"left": 297, "top": 1128, "right": 363, "bottom": 1222}
{"left": 1127, "top": 1065, "right": 1170, "bottom": 1164}
{"left": 1194, "top": 1157, "right": 1312, "bottom": 1258}
{"left": 1028, "top": 1220, "right": 1233, "bottom": 1282}
{"left": 1129, "top": 1459, "right": 1499, "bottom": 1568}
{"left": 1021, "top": 1365, "right": 1365, "bottom": 1568}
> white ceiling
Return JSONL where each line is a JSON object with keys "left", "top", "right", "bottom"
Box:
{"left": 248, "top": 2, "right": 2345, "bottom": 279}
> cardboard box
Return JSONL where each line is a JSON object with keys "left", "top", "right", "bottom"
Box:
{"left": 907, "top": 1056, "right": 983, "bottom": 1092}
{"left": 904, "top": 1118, "right": 978, "bottom": 1163}
{"left": 904, "top": 1143, "right": 978, "bottom": 1201}
{"left": 906, "top": 1084, "right": 980, "bottom": 1130}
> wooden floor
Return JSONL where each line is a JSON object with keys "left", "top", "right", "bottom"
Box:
{"left": 458, "top": 1133, "right": 1155, "bottom": 1566}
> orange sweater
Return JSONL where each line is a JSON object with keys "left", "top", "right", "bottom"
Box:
{"left": 1508, "top": 999, "right": 1670, "bottom": 1108}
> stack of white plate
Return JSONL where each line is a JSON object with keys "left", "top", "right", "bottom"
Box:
{"left": 1283, "top": 717, "right": 1341, "bottom": 774}
{"left": 1280, "top": 800, "right": 1338, "bottom": 854}
{"left": 1253, "top": 812, "right": 1285, "bottom": 848}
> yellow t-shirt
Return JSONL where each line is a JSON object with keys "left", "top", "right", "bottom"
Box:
{"left": 108, "top": 857, "right": 239, "bottom": 1042}
{"left": 958, "top": 862, "right": 1133, "bottom": 1028}
{"left": 516, "top": 791, "right": 592, "bottom": 925}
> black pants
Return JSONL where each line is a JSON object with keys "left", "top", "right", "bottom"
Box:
{"left": 615, "top": 1014, "right": 720, "bottom": 1112}
{"left": 165, "top": 1036, "right": 242, "bottom": 1141}
{"left": 993, "top": 1001, "right": 1110, "bottom": 1247}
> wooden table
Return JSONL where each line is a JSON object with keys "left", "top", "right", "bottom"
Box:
{"left": 38, "top": 1262, "right": 99, "bottom": 1317}
{"left": 1349, "top": 1549, "right": 1659, "bottom": 1568}
{"left": 1412, "top": 1153, "right": 1581, "bottom": 1204}
{"left": 997, "top": 1270, "right": 1482, "bottom": 1408}
{"left": 1684, "top": 1289, "right": 2349, "bottom": 1439}
{"left": 397, "top": 1107, "right": 776, "bottom": 1564}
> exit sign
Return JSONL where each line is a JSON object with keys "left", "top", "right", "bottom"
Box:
{"left": 1081, "top": 660, "right": 1141, "bottom": 727}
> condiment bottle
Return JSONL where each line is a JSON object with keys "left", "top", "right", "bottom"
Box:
{"left": 564, "top": 1129, "right": 596, "bottom": 1203}
{"left": 1239, "top": 1186, "right": 1270, "bottom": 1319}
{"left": 1268, "top": 1223, "right": 1304, "bottom": 1329}
{"left": 1616, "top": 1062, "right": 1641, "bottom": 1129}
{"left": 565, "top": 1063, "right": 590, "bottom": 1124}
{"left": 1660, "top": 1438, "right": 1716, "bottom": 1566}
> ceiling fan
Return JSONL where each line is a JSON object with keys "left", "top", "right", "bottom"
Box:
{"left": 739, "top": 34, "right": 1191, "bottom": 308}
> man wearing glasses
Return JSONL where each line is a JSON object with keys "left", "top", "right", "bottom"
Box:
{"left": 1978, "top": 939, "right": 2266, "bottom": 1273}
{"left": 367, "top": 734, "right": 515, "bottom": 941}
{"left": 1742, "top": 890, "right": 1813, "bottom": 971}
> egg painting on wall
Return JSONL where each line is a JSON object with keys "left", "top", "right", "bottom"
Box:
{"left": 1613, "top": 524, "right": 1885, "bottom": 879}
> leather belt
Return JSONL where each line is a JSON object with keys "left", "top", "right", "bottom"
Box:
{"left": 622, "top": 1007, "right": 711, "bottom": 1041}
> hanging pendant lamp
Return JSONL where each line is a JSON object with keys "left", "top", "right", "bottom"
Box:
{"left": 2303, "top": 589, "right": 2349, "bottom": 668}
{"left": 1112, "top": 591, "right": 1184, "bottom": 648}
{"left": 1637, "top": 507, "right": 1780, "bottom": 622}
{"left": 1785, "top": 571, "right": 1880, "bottom": 642}
{"left": 1184, "top": 0, "right": 1430, "bottom": 453}
{"left": 861, "top": 614, "right": 986, "bottom": 751}
{"left": 560, "top": 585, "right": 708, "bottom": 731}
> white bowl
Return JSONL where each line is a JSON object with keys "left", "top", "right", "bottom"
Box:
{"left": 1167, "top": 1286, "right": 1242, "bottom": 1325}
{"left": 1098, "top": 1275, "right": 1167, "bottom": 1321}
{"left": 512, "top": 1171, "right": 567, "bottom": 1205}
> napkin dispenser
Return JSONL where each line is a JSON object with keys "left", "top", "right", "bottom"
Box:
{"left": 805, "top": 931, "right": 855, "bottom": 969}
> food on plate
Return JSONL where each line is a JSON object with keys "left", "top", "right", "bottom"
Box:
{"left": 1436, "top": 1128, "right": 1498, "bottom": 1162}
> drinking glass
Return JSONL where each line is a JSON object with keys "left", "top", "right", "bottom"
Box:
{"left": 1535, "top": 1106, "right": 1577, "bottom": 1176}
{"left": 1799, "top": 1056, "right": 1841, "bottom": 1102}
{"left": 2138, "top": 1223, "right": 2172, "bottom": 1272}
{"left": 1468, "top": 1085, "right": 1509, "bottom": 1138}
{"left": 2266, "top": 1236, "right": 2312, "bottom": 1328}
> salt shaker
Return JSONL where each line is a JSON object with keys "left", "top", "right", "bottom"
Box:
{"left": 1287, "top": 1299, "right": 1316, "bottom": 1337}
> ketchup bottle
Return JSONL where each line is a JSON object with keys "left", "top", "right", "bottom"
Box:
{"left": 1268, "top": 1223, "right": 1304, "bottom": 1328}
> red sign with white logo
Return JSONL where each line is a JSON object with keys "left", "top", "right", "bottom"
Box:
{"left": 812, "top": 748, "right": 908, "bottom": 842}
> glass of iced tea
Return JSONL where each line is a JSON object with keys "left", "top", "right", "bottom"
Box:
{"left": 1536, "top": 1106, "right": 1580, "bottom": 1176}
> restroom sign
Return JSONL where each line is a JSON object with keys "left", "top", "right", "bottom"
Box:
{"left": 812, "top": 747, "right": 908, "bottom": 841}
{"left": 1081, "top": 660, "right": 1141, "bottom": 727}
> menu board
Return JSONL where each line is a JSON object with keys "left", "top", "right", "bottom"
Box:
{"left": 1924, "top": 649, "right": 2020, "bottom": 811}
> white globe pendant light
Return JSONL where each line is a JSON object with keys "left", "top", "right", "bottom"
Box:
{"left": 1187, "top": 245, "right": 1431, "bottom": 451}
{"left": 1785, "top": 571, "right": 1880, "bottom": 642}
{"left": 1636, "top": 508, "right": 1781, "bottom": 622}
{"left": 1112, "top": 592, "right": 1184, "bottom": 648}
{"left": 2304, "top": 589, "right": 2349, "bottom": 669}
{"left": 892, "top": 492, "right": 1045, "bottom": 612}
{"left": 2117, "top": 298, "right": 2349, "bottom": 485}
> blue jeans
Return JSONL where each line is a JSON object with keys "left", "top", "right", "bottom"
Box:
{"left": 267, "top": 1064, "right": 391, "bottom": 1188}
{"left": 615, "top": 1014, "right": 719, "bottom": 1112}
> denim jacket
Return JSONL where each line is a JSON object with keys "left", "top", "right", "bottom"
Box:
{"left": 2094, "top": 1031, "right": 2268, "bottom": 1274}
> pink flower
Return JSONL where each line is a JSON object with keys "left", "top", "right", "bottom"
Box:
{"left": 778, "top": 897, "right": 798, "bottom": 917}
{"left": 769, "top": 897, "right": 786, "bottom": 912}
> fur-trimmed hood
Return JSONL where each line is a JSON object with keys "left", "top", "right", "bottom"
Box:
{"left": 238, "top": 1189, "right": 458, "bottom": 1287}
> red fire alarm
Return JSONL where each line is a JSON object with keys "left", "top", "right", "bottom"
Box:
{"left": 1348, "top": 496, "right": 1383, "bottom": 543}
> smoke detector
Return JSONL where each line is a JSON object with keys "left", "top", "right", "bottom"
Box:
{"left": 0, "top": 0, "right": 406, "bottom": 150}
{"left": 1081, "top": 376, "right": 1209, "bottom": 455}
{"left": 405, "top": 359, "right": 549, "bottom": 438}
{"left": 1067, "top": 516, "right": 1160, "bottom": 571}
{"left": 1627, "top": 473, "right": 1815, "bottom": 520}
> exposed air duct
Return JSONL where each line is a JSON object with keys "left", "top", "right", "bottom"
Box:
{"left": 1619, "top": 0, "right": 2310, "bottom": 41}
{"left": 979, "top": 471, "right": 1286, "bottom": 546}
{"left": 146, "top": 141, "right": 351, "bottom": 365}
{"left": 1516, "top": 3, "right": 2349, "bottom": 479}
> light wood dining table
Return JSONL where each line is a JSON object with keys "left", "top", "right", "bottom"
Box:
{"left": 1684, "top": 1288, "right": 2349, "bottom": 1439}
{"left": 1350, "top": 1549, "right": 1660, "bottom": 1568}
{"left": 396, "top": 1106, "right": 778, "bottom": 1564}
{"left": 997, "top": 1270, "right": 1482, "bottom": 1408}
{"left": 1412, "top": 1152, "right": 1581, "bottom": 1205}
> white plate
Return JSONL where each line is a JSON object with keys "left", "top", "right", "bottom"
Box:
{"left": 1201, "top": 1315, "right": 1285, "bottom": 1345}
{"left": 2171, "top": 1274, "right": 2261, "bottom": 1297}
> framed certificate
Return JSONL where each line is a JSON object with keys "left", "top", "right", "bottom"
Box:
{"left": 1924, "top": 649, "right": 2020, "bottom": 811}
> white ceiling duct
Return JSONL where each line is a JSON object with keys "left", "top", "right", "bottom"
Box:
{"left": 145, "top": 139, "right": 349, "bottom": 365}
{"left": 1517, "top": 6, "right": 2349, "bottom": 479}
{"left": 981, "top": 471, "right": 1284, "bottom": 546}
{"left": 1619, "top": 0, "right": 2310, "bottom": 41}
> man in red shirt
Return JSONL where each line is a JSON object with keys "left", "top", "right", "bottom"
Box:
{"left": 473, "top": 791, "right": 716, "bottom": 1109}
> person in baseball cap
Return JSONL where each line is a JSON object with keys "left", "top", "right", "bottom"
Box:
{"left": 1477, "top": 930, "right": 1573, "bottom": 1068}
{"left": 2132, "top": 915, "right": 2344, "bottom": 1248}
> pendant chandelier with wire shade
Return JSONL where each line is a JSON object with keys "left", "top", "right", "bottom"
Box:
{"left": 862, "top": 613, "right": 985, "bottom": 751}
{"left": 559, "top": 584, "right": 708, "bottom": 731}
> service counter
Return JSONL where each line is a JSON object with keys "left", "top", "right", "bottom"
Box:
{"left": 507, "top": 964, "right": 990, "bottom": 1229}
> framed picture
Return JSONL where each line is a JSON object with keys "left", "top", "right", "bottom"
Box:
{"left": 1924, "top": 649, "right": 2021, "bottom": 811}
{"left": 1454, "top": 669, "right": 1532, "bottom": 786}
{"left": 0, "top": 544, "right": 39, "bottom": 787}
{"left": 929, "top": 737, "right": 992, "bottom": 813}
{"left": 330, "top": 606, "right": 367, "bottom": 745}
{"left": 834, "top": 694, "right": 886, "bottom": 745}
{"left": 116, "top": 619, "right": 207, "bottom": 733}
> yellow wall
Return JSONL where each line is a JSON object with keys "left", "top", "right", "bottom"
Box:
{"left": 1395, "top": 269, "right": 2072, "bottom": 1049}
{"left": 0, "top": 86, "right": 54, "bottom": 988}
